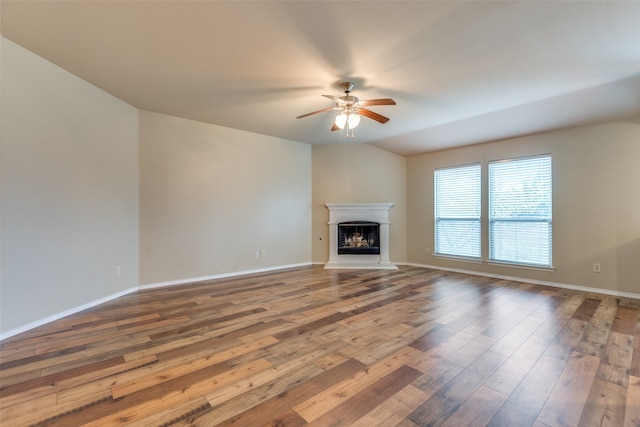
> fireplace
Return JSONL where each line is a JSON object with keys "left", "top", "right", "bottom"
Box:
{"left": 325, "top": 203, "right": 397, "bottom": 269}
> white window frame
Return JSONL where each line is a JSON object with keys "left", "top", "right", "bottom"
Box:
{"left": 434, "top": 163, "right": 482, "bottom": 260}
{"left": 488, "top": 154, "right": 553, "bottom": 268}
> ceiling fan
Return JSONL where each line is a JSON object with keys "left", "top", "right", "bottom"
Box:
{"left": 296, "top": 82, "right": 396, "bottom": 138}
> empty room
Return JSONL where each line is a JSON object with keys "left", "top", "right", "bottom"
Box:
{"left": 1, "top": 1, "right": 639, "bottom": 426}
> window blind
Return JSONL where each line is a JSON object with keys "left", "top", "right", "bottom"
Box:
{"left": 435, "top": 164, "right": 481, "bottom": 258}
{"left": 489, "top": 155, "right": 552, "bottom": 267}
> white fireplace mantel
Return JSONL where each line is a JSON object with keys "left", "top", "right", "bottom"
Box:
{"left": 325, "top": 203, "right": 397, "bottom": 270}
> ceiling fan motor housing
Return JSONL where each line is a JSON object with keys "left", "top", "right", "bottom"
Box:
{"left": 340, "top": 95, "right": 359, "bottom": 106}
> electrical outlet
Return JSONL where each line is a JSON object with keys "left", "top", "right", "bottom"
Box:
{"left": 115, "top": 265, "right": 121, "bottom": 276}
{"left": 593, "top": 263, "right": 601, "bottom": 273}
{"left": 255, "top": 250, "right": 260, "bottom": 258}
{"left": 261, "top": 250, "right": 266, "bottom": 257}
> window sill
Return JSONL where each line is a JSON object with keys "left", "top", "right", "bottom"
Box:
{"left": 487, "top": 260, "right": 556, "bottom": 272}
{"left": 433, "top": 254, "right": 484, "bottom": 264}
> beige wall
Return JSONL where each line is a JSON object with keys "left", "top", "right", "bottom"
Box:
{"left": 312, "top": 143, "right": 407, "bottom": 264}
{"left": 407, "top": 122, "right": 640, "bottom": 295}
{"left": 139, "top": 111, "right": 311, "bottom": 285}
{"left": 1, "top": 38, "right": 139, "bottom": 335}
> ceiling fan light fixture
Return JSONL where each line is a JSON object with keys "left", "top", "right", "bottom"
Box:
{"left": 348, "top": 113, "right": 360, "bottom": 129}
{"left": 334, "top": 111, "right": 360, "bottom": 130}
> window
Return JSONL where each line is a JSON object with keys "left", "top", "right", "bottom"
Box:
{"left": 435, "top": 164, "right": 481, "bottom": 258}
{"left": 489, "top": 155, "right": 552, "bottom": 267}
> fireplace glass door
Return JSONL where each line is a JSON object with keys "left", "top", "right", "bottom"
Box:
{"left": 337, "top": 222, "right": 381, "bottom": 255}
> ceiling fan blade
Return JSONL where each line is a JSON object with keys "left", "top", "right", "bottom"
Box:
{"left": 296, "top": 107, "right": 335, "bottom": 119}
{"left": 358, "top": 108, "right": 390, "bottom": 124}
{"left": 331, "top": 122, "right": 341, "bottom": 131}
{"left": 359, "top": 98, "right": 396, "bottom": 106}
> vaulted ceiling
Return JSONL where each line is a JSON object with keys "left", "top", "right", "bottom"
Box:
{"left": 2, "top": 1, "right": 640, "bottom": 156}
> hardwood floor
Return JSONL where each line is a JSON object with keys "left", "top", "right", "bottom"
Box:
{"left": 1, "top": 265, "right": 639, "bottom": 426}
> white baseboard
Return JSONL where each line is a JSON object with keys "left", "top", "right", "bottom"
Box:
{"left": 406, "top": 262, "right": 640, "bottom": 300}
{"left": 0, "top": 286, "right": 138, "bottom": 341}
{"left": 138, "top": 262, "right": 312, "bottom": 290}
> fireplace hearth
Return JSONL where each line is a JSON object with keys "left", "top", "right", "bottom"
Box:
{"left": 325, "top": 203, "right": 397, "bottom": 270}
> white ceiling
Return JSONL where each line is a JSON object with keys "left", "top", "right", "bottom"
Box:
{"left": 2, "top": 1, "right": 640, "bottom": 156}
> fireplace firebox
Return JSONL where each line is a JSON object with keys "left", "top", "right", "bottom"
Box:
{"left": 337, "top": 222, "right": 380, "bottom": 255}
